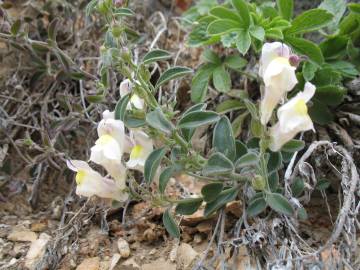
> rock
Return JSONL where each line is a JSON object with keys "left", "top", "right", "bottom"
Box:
{"left": 122, "top": 257, "right": 140, "bottom": 269}
{"left": 30, "top": 221, "right": 48, "bottom": 232}
{"left": 196, "top": 221, "right": 212, "bottom": 233}
{"left": 108, "top": 253, "right": 121, "bottom": 270}
{"left": 176, "top": 243, "right": 199, "bottom": 269}
{"left": 141, "top": 258, "right": 176, "bottom": 270}
{"left": 25, "top": 233, "right": 51, "bottom": 270}
{"left": 76, "top": 257, "right": 100, "bottom": 270}
{"left": 8, "top": 229, "right": 37, "bottom": 242}
{"left": 117, "top": 238, "right": 130, "bottom": 258}
{"left": 193, "top": 233, "right": 203, "bottom": 244}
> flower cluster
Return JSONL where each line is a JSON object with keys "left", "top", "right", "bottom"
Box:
{"left": 67, "top": 80, "right": 152, "bottom": 201}
{"left": 259, "top": 42, "right": 315, "bottom": 151}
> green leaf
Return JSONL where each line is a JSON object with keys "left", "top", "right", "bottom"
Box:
{"left": 114, "top": 93, "right": 130, "bottom": 121}
{"left": 249, "top": 25, "right": 265, "bottom": 41}
{"left": 204, "top": 187, "right": 239, "bottom": 217}
{"left": 163, "top": 209, "right": 180, "bottom": 238}
{"left": 348, "top": 3, "right": 360, "bottom": 15}
{"left": 285, "top": 8, "right": 333, "bottom": 35}
{"left": 316, "top": 178, "right": 331, "bottom": 190}
{"left": 302, "top": 61, "right": 318, "bottom": 81}
{"left": 144, "top": 147, "right": 167, "bottom": 184}
{"left": 48, "top": 18, "right": 60, "bottom": 41}
{"left": 155, "top": 66, "right": 192, "bottom": 89}
{"left": 319, "top": 0, "right": 347, "bottom": 31}
{"left": 191, "top": 64, "right": 216, "bottom": 103}
{"left": 235, "top": 140, "right": 248, "bottom": 160}
{"left": 235, "top": 29, "right": 251, "bottom": 55}
{"left": 86, "top": 0, "right": 98, "bottom": 17}
{"left": 188, "top": 16, "right": 221, "bottom": 47}
{"left": 250, "top": 118, "right": 262, "bottom": 138}
{"left": 327, "top": 61, "right": 359, "bottom": 78}
{"left": 235, "top": 152, "right": 258, "bottom": 169}
{"left": 308, "top": 99, "right": 334, "bottom": 125}
{"left": 291, "top": 177, "right": 305, "bottom": 197}
{"left": 175, "top": 198, "right": 203, "bottom": 215}
{"left": 159, "top": 166, "right": 175, "bottom": 194}
{"left": 268, "top": 172, "right": 279, "bottom": 192}
{"left": 314, "top": 85, "right": 346, "bottom": 106}
{"left": 207, "top": 19, "right": 242, "bottom": 35}
{"left": 231, "top": 0, "right": 251, "bottom": 28}
{"left": 267, "top": 151, "right": 282, "bottom": 173}
{"left": 276, "top": 0, "right": 293, "bottom": 20}
{"left": 178, "top": 111, "right": 220, "bottom": 129}
{"left": 216, "top": 99, "right": 245, "bottom": 114}
{"left": 209, "top": 6, "right": 242, "bottom": 22}
{"left": 320, "top": 36, "right": 348, "bottom": 59}
{"left": 247, "top": 197, "right": 267, "bottom": 217}
{"left": 142, "top": 49, "right": 172, "bottom": 65}
{"left": 181, "top": 103, "right": 207, "bottom": 141}
{"left": 312, "top": 68, "right": 342, "bottom": 86}
{"left": 87, "top": 94, "right": 104, "bottom": 103}
{"left": 202, "top": 49, "right": 221, "bottom": 64}
{"left": 286, "top": 36, "right": 324, "bottom": 65}
{"left": 202, "top": 152, "right": 234, "bottom": 176}
{"left": 266, "top": 193, "right": 294, "bottom": 216}
{"left": 201, "top": 183, "right": 224, "bottom": 203}
{"left": 265, "top": 28, "right": 284, "bottom": 40}
{"left": 146, "top": 108, "right": 175, "bottom": 135}
{"left": 124, "top": 115, "right": 146, "bottom": 128}
{"left": 339, "top": 13, "right": 359, "bottom": 35}
{"left": 213, "top": 116, "right": 236, "bottom": 161}
{"left": 11, "top": 19, "right": 21, "bottom": 36}
{"left": 213, "top": 65, "right": 231, "bottom": 93}
{"left": 298, "top": 207, "right": 308, "bottom": 220}
{"left": 223, "top": 55, "right": 247, "bottom": 70}
{"left": 281, "top": 139, "right": 305, "bottom": 152}
{"left": 114, "top": 7, "right": 135, "bottom": 16}
{"left": 232, "top": 112, "right": 249, "bottom": 137}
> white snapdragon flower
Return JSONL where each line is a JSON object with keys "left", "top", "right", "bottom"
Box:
{"left": 126, "top": 130, "right": 153, "bottom": 172}
{"left": 259, "top": 42, "right": 298, "bottom": 125}
{"left": 90, "top": 110, "right": 129, "bottom": 187}
{"left": 120, "top": 79, "right": 145, "bottom": 110}
{"left": 269, "top": 82, "right": 316, "bottom": 152}
{"left": 66, "top": 160, "right": 128, "bottom": 201}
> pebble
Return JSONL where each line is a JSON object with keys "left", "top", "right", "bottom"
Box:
{"left": 122, "top": 257, "right": 140, "bottom": 269}
{"left": 176, "top": 243, "right": 199, "bottom": 269}
{"left": 8, "top": 229, "right": 37, "bottom": 242}
{"left": 25, "top": 233, "right": 51, "bottom": 270}
{"left": 117, "top": 238, "right": 130, "bottom": 258}
{"left": 76, "top": 257, "right": 100, "bottom": 270}
{"left": 141, "top": 258, "right": 176, "bottom": 270}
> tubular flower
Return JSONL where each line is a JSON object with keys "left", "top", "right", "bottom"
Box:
{"left": 120, "top": 79, "right": 145, "bottom": 110}
{"left": 259, "top": 42, "right": 298, "bottom": 125}
{"left": 66, "top": 160, "right": 128, "bottom": 201}
{"left": 269, "top": 82, "right": 316, "bottom": 152}
{"left": 90, "top": 110, "right": 129, "bottom": 186}
{"left": 126, "top": 130, "right": 153, "bottom": 172}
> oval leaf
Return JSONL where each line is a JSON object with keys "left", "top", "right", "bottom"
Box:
{"left": 155, "top": 66, "right": 192, "bottom": 89}
{"left": 163, "top": 209, "right": 180, "bottom": 238}
{"left": 175, "top": 198, "right": 203, "bottom": 215}
{"left": 281, "top": 139, "right": 305, "bottom": 152}
{"left": 213, "top": 116, "right": 236, "bottom": 161}
{"left": 159, "top": 166, "right": 175, "bottom": 194}
{"left": 235, "top": 152, "right": 258, "bottom": 169}
{"left": 247, "top": 197, "right": 267, "bottom": 217}
{"left": 146, "top": 108, "right": 175, "bottom": 135}
{"left": 142, "top": 49, "right": 172, "bottom": 65}
{"left": 204, "top": 187, "right": 239, "bottom": 217}
{"left": 201, "top": 182, "right": 224, "bottom": 203}
{"left": 202, "top": 152, "right": 234, "bottom": 176}
{"left": 178, "top": 111, "right": 220, "bottom": 129}
{"left": 266, "top": 193, "right": 294, "bottom": 216}
{"left": 144, "top": 147, "right": 167, "bottom": 184}
{"left": 114, "top": 93, "right": 130, "bottom": 121}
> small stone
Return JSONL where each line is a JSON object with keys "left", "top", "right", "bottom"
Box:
{"left": 176, "top": 243, "right": 199, "bottom": 269}
{"left": 117, "top": 238, "right": 130, "bottom": 258}
{"left": 76, "top": 257, "right": 100, "bottom": 270}
{"left": 25, "top": 233, "right": 51, "bottom": 270}
{"left": 196, "top": 221, "right": 212, "bottom": 233}
{"left": 141, "top": 258, "right": 176, "bottom": 270}
{"left": 30, "top": 221, "right": 48, "bottom": 232}
{"left": 109, "top": 253, "right": 121, "bottom": 270}
{"left": 194, "top": 233, "right": 203, "bottom": 244}
{"left": 8, "top": 230, "right": 37, "bottom": 242}
{"left": 122, "top": 257, "right": 140, "bottom": 269}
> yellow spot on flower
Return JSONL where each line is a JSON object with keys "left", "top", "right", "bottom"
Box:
{"left": 294, "top": 99, "right": 308, "bottom": 115}
{"left": 97, "top": 134, "right": 114, "bottom": 146}
{"left": 130, "top": 145, "right": 143, "bottom": 159}
{"left": 76, "top": 170, "right": 86, "bottom": 185}
{"left": 273, "top": 57, "right": 290, "bottom": 66}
